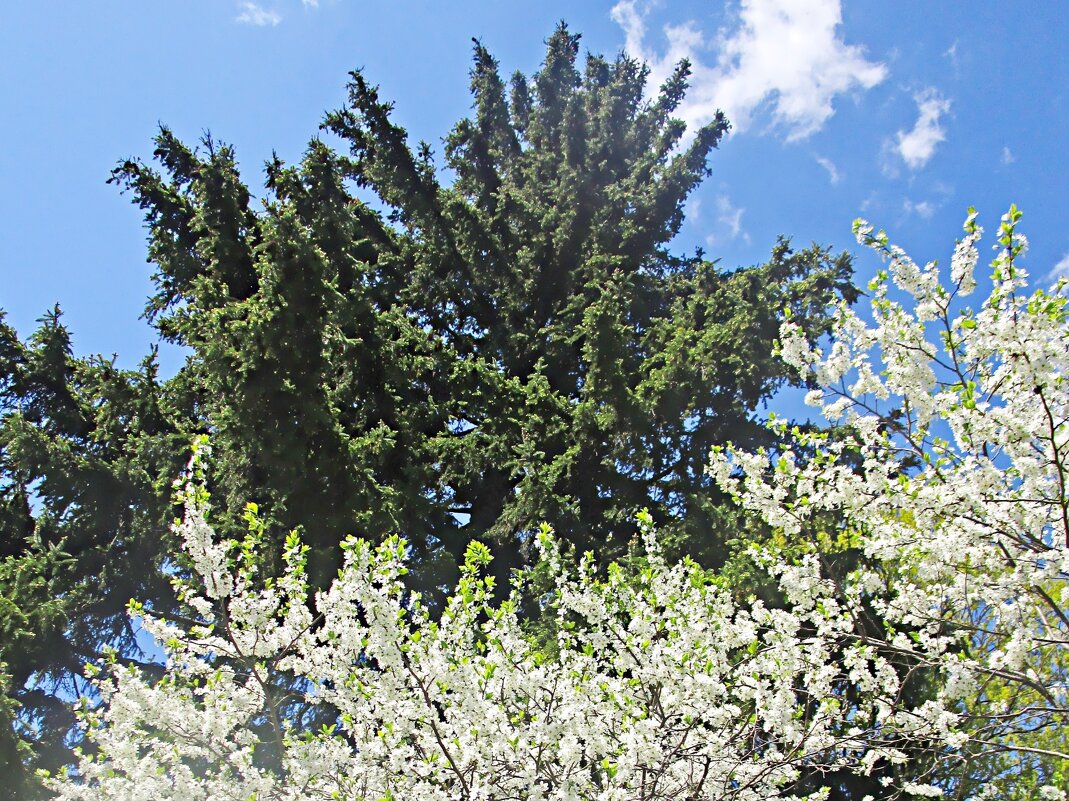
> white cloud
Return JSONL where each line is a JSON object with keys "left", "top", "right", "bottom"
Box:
{"left": 815, "top": 155, "right": 841, "bottom": 184}
{"left": 895, "top": 89, "right": 950, "bottom": 170}
{"left": 944, "top": 41, "right": 958, "bottom": 68}
{"left": 236, "top": 1, "right": 281, "bottom": 26}
{"left": 1001, "top": 146, "right": 1015, "bottom": 165}
{"left": 878, "top": 139, "right": 900, "bottom": 179}
{"left": 302, "top": 0, "right": 319, "bottom": 6}
{"left": 1051, "top": 252, "right": 1069, "bottom": 280}
{"left": 712, "top": 194, "right": 749, "bottom": 244}
{"left": 718, "top": 195, "right": 744, "bottom": 236}
{"left": 611, "top": 0, "right": 887, "bottom": 141}
{"left": 903, "top": 198, "right": 936, "bottom": 219}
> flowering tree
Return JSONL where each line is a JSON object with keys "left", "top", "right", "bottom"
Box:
{"left": 49, "top": 210, "right": 1067, "bottom": 800}
{"left": 47, "top": 480, "right": 921, "bottom": 801}
{"left": 710, "top": 207, "right": 1068, "bottom": 796}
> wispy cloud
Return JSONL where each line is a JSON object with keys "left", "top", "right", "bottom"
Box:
{"left": 705, "top": 194, "right": 750, "bottom": 247}
{"left": 944, "top": 41, "right": 958, "bottom": 70}
{"left": 302, "top": 0, "right": 319, "bottom": 6}
{"left": 903, "top": 198, "right": 936, "bottom": 219}
{"left": 236, "top": 1, "right": 281, "bottom": 26}
{"left": 1051, "top": 252, "right": 1069, "bottom": 280}
{"left": 611, "top": 0, "right": 887, "bottom": 142}
{"left": 895, "top": 89, "right": 950, "bottom": 170}
{"left": 815, "top": 155, "right": 841, "bottom": 185}
{"left": 1001, "top": 146, "right": 1015, "bottom": 165}
{"left": 718, "top": 195, "right": 746, "bottom": 238}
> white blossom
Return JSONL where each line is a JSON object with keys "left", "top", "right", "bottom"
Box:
{"left": 716, "top": 207, "right": 1069, "bottom": 793}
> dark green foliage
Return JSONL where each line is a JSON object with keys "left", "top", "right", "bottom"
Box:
{"left": 0, "top": 24, "right": 857, "bottom": 795}
{"left": 0, "top": 309, "right": 187, "bottom": 797}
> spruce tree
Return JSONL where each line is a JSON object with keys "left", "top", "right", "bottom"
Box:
{"left": 0, "top": 309, "right": 186, "bottom": 798}
{"left": 111, "top": 25, "right": 855, "bottom": 589}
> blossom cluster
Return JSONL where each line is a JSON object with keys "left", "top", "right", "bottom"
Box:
{"left": 52, "top": 493, "right": 925, "bottom": 801}
{"left": 710, "top": 206, "right": 1068, "bottom": 791}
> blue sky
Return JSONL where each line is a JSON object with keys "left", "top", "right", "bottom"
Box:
{"left": 3, "top": 1, "right": 1068, "bottom": 377}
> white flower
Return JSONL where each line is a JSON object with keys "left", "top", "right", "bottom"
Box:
{"left": 904, "top": 783, "right": 944, "bottom": 798}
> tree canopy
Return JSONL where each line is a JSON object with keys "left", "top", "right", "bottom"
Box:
{"left": 0, "top": 25, "right": 856, "bottom": 797}
{"left": 106, "top": 25, "right": 854, "bottom": 592}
